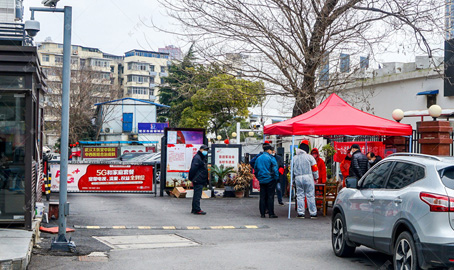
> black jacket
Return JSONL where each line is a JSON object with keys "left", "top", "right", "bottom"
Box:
{"left": 188, "top": 151, "right": 208, "bottom": 185}
{"left": 349, "top": 151, "right": 369, "bottom": 180}
{"left": 370, "top": 156, "right": 382, "bottom": 168}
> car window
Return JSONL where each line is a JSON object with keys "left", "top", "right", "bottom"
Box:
{"left": 386, "top": 162, "right": 425, "bottom": 189}
{"left": 440, "top": 166, "right": 454, "bottom": 190}
{"left": 360, "top": 162, "right": 393, "bottom": 189}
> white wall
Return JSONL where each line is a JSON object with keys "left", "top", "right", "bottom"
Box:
{"left": 101, "top": 99, "right": 157, "bottom": 134}
{"left": 340, "top": 66, "right": 454, "bottom": 129}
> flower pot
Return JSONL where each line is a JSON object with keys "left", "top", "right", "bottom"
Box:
{"left": 235, "top": 191, "right": 244, "bottom": 198}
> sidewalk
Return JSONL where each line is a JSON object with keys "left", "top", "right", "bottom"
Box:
{"left": 0, "top": 220, "right": 40, "bottom": 270}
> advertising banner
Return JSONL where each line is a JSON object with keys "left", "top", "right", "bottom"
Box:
{"left": 333, "top": 141, "right": 385, "bottom": 162}
{"left": 50, "top": 163, "right": 153, "bottom": 192}
{"left": 120, "top": 145, "right": 147, "bottom": 155}
{"left": 83, "top": 147, "right": 118, "bottom": 159}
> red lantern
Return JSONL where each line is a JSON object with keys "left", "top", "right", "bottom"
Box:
{"left": 76, "top": 142, "right": 79, "bottom": 145}
{"left": 224, "top": 139, "right": 230, "bottom": 144}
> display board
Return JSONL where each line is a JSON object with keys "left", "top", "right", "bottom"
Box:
{"left": 163, "top": 128, "right": 206, "bottom": 188}
{"left": 213, "top": 146, "right": 241, "bottom": 169}
{"left": 49, "top": 163, "right": 153, "bottom": 192}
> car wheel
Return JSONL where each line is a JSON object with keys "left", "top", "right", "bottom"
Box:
{"left": 332, "top": 213, "right": 356, "bottom": 257}
{"left": 393, "top": 231, "right": 421, "bottom": 270}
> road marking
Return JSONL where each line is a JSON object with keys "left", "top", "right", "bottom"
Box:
{"left": 75, "top": 225, "right": 269, "bottom": 230}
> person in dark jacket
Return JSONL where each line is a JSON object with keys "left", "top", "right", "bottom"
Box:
{"left": 346, "top": 144, "right": 369, "bottom": 188}
{"left": 366, "top": 152, "right": 382, "bottom": 168}
{"left": 254, "top": 144, "right": 279, "bottom": 218}
{"left": 273, "top": 149, "right": 285, "bottom": 205}
{"left": 188, "top": 145, "right": 209, "bottom": 215}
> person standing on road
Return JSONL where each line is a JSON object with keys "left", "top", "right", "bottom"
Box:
{"left": 293, "top": 141, "right": 319, "bottom": 219}
{"left": 310, "top": 148, "right": 326, "bottom": 184}
{"left": 366, "top": 152, "right": 382, "bottom": 168}
{"left": 188, "top": 145, "right": 209, "bottom": 215}
{"left": 346, "top": 144, "right": 369, "bottom": 188}
{"left": 273, "top": 149, "right": 286, "bottom": 205}
{"left": 254, "top": 144, "right": 279, "bottom": 218}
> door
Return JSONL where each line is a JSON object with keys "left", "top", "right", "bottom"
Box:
{"left": 373, "top": 161, "right": 425, "bottom": 253}
{"left": 347, "top": 161, "right": 393, "bottom": 247}
{"left": 122, "top": 113, "right": 133, "bottom": 133}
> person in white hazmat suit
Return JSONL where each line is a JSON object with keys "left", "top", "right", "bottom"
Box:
{"left": 292, "top": 140, "right": 319, "bottom": 219}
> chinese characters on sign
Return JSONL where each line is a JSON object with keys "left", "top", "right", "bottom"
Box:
{"left": 138, "top": 123, "right": 169, "bottom": 134}
{"left": 217, "top": 155, "right": 236, "bottom": 165}
{"left": 214, "top": 147, "right": 240, "bottom": 169}
{"left": 83, "top": 147, "right": 118, "bottom": 159}
{"left": 49, "top": 164, "right": 153, "bottom": 192}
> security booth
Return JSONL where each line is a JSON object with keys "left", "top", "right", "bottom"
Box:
{"left": 0, "top": 45, "right": 47, "bottom": 230}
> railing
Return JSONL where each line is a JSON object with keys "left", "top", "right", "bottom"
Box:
{"left": 0, "top": 22, "right": 26, "bottom": 44}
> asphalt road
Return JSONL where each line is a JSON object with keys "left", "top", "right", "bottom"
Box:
{"left": 29, "top": 192, "right": 393, "bottom": 270}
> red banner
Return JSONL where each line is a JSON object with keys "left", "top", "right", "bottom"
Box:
{"left": 83, "top": 147, "right": 119, "bottom": 159}
{"left": 333, "top": 141, "right": 385, "bottom": 162}
{"left": 50, "top": 164, "right": 153, "bottom": 192}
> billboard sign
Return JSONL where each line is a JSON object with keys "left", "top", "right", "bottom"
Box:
{"left": 138, "top": 123, "right": 168, "bottom": 134}
{"left": 83, "top": 146, "right": 118, "bottom": 159}
{"left": 49, "top": 163, "right": 153, "bottom": 192}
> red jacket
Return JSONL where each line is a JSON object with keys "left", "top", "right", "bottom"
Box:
{"left": 310, "top": 148, "right": 326, "bottom": 184}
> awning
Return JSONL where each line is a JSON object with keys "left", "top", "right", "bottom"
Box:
{"left": 417, "top": 90, "right": 439, "bottom": 95}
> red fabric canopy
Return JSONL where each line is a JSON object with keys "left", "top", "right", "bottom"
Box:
{"left": 264, "top": 94, "right": 412, "bottom": 136}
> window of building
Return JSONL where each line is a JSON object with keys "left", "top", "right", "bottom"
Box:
{"left": 90, "top": 59, "right": 109, "bottom": 68}
{"left": 127, "top": 75, "right": 149, "bottom": 83}
{"left": 58, "top": 44, "right": 63, "bottom": 49}
{"left": 160, "top": 66, "right": 166, "bottom": 73}
{"left": 160, "top": 78, "right": 165, "bottom": 84}
{"left": 71, "top": 57, "right": 78, "bottom": 65}
{"left": 386, "top": 162, "right": 425, "bottom": 189}
{"left": 42, "top": 55, "right": 49, "bottom": 62}
{"left": 150, "top": 76, "right": 155, "bottom": 83}
{"left": 55, "top": 55, "right": 63, "bottom": 63}
{"left": 80, "top": 59, "right": 86, "bottom": 67}
{"left": 150, "top": 65, "right": 155, "bottom": 72}
{"left": 128, "top": 87, "right": 149, "bottom": 95}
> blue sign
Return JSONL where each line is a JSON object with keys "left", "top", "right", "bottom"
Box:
{"left": 138, "top": 123, "right": 168, "bottom": 133}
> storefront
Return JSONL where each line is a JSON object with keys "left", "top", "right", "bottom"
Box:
{"left": 0, "top": 45, "right": 47, "bottom": 229}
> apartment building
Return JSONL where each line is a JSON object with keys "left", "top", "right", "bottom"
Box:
{"left": 123, "top": 49, "right": 170, "bottom": 102}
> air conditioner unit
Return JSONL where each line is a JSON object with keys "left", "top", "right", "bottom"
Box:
{"left": 104, "top": 127, "right": 113, "bottom": 133}
{"left": 72, "top": 50, "right": 78, "bottom": 55}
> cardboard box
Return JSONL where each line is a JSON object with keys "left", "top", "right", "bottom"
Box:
{"left": 172, "top": 187, "right": 187, "bottom": 198}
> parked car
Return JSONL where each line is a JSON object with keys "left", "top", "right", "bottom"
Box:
{"left": 332, "top": 153, "right": 454, "bottom": 270}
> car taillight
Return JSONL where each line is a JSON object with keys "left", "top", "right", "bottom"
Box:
{"left": 420, "top": 192, "right": 454, "bottom": 212}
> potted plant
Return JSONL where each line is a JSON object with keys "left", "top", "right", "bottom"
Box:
{"left": 211, "top": 164, "right": 236, "bottom": 188}
{"left": 232, "top": 163, "right": 253, "bottom": 198}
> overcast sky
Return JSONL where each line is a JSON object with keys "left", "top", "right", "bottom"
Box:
{"left": 24, "top": 0, "right": 184, "bottom": 55}
{"left": 23, "top": 0, "right": 443, "bottom": 64}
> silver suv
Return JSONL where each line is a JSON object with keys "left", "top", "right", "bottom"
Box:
{"left": 332, "top": 153, "right": 454, "bottom": 270}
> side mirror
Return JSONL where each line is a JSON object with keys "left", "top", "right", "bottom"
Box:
{"left": 346, "top": 178, "right": 358, "bottom": 189}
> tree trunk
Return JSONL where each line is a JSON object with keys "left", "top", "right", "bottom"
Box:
{"left": 292, "top": 71, "right": 317, "bottom": 117}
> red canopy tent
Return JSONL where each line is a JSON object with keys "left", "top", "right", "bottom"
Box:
{"left": 264, "top": 93, "right": 412, "bottom": 136}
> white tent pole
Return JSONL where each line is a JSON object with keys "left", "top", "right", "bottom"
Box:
{"left": 288, "top": 135, "right": 295, "bottom": 219}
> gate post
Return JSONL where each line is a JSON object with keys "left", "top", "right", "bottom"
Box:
{"left": 418, "top": 121, "right": 453, "bottom": 155}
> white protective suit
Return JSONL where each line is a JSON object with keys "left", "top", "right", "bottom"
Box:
{"left": 292, "top": 148, "right": 319, "bottom": 216}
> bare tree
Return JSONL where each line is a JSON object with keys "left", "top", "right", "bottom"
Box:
{"left": 45, "top": 65, "right": 120, "bottom": 145}
{"left": 158, "top": 0, "right": 443, "bottom": 116}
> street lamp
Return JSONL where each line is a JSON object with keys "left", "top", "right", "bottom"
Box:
{"left": 28, "top": 3, "right": 75, "bottom": 252}
{"left": 231, "top": 132, "right": 237, "bottom": 138}
{"left": 429, "top": 105, "right": 442, "bottom": 121}
{"left": 216, "top": 135, "right": 222, "bottom": 140}
{"left": 248, "top": 131, "right": 254, "bottom": 137}
{"left": 392, "top": 109, "right": 404, "bottom": 122}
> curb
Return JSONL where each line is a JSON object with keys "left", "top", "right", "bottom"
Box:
{"left": 0, "top": 218, "right": 41, "bottom": 270}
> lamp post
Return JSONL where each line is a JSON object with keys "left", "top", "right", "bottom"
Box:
{"left": 392, "top": 109, "right": 404, "bottom": 122}
{"left": 28, "top": 4, "right": 75, "bottom": 252}
{"left": 428, "top": 105, "right": 442, "bottom": 121}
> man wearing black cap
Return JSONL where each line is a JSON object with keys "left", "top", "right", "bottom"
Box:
{"left": 254, "top": 144, "right": 279, "bottom": 218}
{"left": 188, "top": 145, "right": 209, "bottom": 215}
{"left": 346, "top": 144, "right": 369, "bottom": 188}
